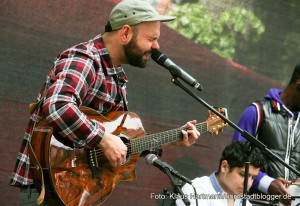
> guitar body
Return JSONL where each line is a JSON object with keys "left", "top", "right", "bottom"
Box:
{"left": 30, "top": 108, "right": 146, "bottom": 206}
{"left": 29, "top": 106, "right": 227, "bottom": 205}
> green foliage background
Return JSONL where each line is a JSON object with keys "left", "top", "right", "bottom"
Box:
{"left": 166, "top": 0, "right": 300, "bottom": 85}
{"left": 167, "top": 3, "right": 265, "bottom": 60}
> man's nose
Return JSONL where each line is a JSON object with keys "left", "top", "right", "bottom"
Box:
{"left": 152, "top": 40, "right": 160, "bottom": 50}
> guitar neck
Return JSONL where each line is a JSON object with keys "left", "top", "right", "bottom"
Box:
{"left": 130, "top": 122, "right": 208, "bottom": 154}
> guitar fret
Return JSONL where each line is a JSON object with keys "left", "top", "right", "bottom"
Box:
{"left": 131, "top": 122, "right": 208, "bottom": 154}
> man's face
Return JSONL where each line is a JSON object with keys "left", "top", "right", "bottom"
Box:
{"left": 220, "top": 161, "right": 260, "bottom": 195}
{"left": 123, "top": 21, "right": 160, "bottom": 68}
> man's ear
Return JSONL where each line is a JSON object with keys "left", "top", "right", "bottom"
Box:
{"left": 119, "top": 25, "right": 133, "bottom": 43}
{"left": 220, "top": 160, "right": 229, "bottom": 172}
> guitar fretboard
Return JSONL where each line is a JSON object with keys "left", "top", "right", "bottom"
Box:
{"left": 130, "top": 122, "right": 208, "bottom": 154}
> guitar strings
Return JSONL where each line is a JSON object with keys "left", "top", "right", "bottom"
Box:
{"left": 75, "top": 118, "right": 221, "bottom": 162}
{"left": 87, "top": 121, "right": 212, "bottom": 159}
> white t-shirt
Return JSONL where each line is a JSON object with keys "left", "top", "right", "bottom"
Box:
{"left": 176, "top": 172, "right": 252, "bottom": 206}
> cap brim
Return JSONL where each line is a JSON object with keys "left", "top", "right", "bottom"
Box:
{"left": 143, "top": 15, "right": 176, "bottom": 23}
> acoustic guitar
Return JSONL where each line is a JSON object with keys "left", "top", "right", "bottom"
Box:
{"left": 29, "top": 107, "right": 228, "bottom": 206}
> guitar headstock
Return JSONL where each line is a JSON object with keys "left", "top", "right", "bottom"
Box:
{"left": 206, "top": 107, "right": 228, "bottom": 137}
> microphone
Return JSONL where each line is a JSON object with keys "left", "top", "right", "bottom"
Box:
{"left": 151, "top": 50, "right": 203, "bottom": 91}
{"left": 145, "top": 154, "right": 192, "bottom": 184}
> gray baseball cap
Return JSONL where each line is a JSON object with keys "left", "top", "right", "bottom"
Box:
{"left": 105, "top": 0, "right": 176, "bottom": 32}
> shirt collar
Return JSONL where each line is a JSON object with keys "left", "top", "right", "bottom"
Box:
{"left": 209, "top": 171, "right": 225, "bottom": 194}
{"left": 94, "top": 34, "right": 128, "bottom": 83}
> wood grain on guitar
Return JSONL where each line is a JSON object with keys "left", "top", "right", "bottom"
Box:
{"left": 29, "top": 107, "right": 228, "bottom": 205}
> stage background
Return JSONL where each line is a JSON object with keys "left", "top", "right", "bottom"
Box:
{"left": 0, "top": 0, "right": 297, "bottom": 205}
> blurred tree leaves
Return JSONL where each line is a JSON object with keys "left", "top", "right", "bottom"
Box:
{"left": 166, "top": 3, "right": 265, "bottom": 60}
{"left": 165, "top": 0, "right": 300, "bottom": 85}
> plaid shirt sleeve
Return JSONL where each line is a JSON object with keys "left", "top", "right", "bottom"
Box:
{"left": 42, "top": 48, "right": 106, "bottom": 148}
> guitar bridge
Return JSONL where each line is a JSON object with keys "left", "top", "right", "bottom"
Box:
{"left": 87, "top": 148, "right": 99, "bottom": 179}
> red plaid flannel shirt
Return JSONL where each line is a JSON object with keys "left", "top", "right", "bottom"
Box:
{"left": 10, "top": 34, "right": 128, "bottom": 186}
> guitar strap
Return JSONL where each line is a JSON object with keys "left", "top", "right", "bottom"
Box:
{"left": 119, "top": 87, "right": 128, "bottom": 111}
{"left": 113, "top": 74, "right": 128, "bottom": 111}
{"left": 28, "top": 132, "right": 46, "bottom": 206}
{"left": 99, "top": 57, "right": 128, "bottom": 112}
{"left": 28, "top": 83, "right": 46, "bottom": 206}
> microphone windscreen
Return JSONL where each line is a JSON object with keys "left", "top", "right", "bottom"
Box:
{"left": 145, "top": 154, "right": 157, "bottom": 165}
{"left": 151, "top": 50, "right": 167, "bottom": 66}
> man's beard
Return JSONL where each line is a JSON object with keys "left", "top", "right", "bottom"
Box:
{"left": 123, "top": 36, "right": 148, "bottom": 68}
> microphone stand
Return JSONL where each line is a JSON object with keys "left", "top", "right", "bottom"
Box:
{"left": 168, "top": 76, "right": 300, "bottom": 206}
{"left": 164, "top": 168, "right": 191, "bottom": 206}
{"left": 242, "top": 142, "right": 254, "bottom": 206}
